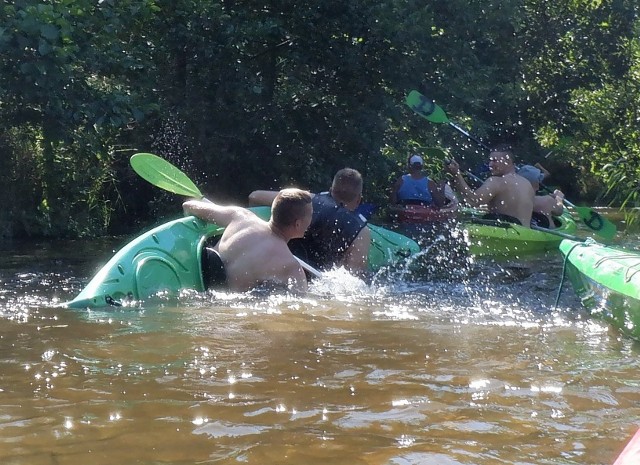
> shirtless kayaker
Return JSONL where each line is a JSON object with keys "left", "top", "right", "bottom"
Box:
{"left": 446, "top": 146, "right": 535, "bottom": 227}
{"left": 183, "top": 188, "right": 313, "bottom": 292}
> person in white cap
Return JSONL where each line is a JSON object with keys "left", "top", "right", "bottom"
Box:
{"left": 446, "top": 145, "right": 535, "bottom": 227}
{"left": 390, "top": 153, "right": 447, "bottom": 207}
{"left": 517, "top": 164, "right": 565, "bottom": 229}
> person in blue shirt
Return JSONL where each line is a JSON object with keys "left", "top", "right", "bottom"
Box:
{"left": 390, "top": 154, "right": 447, "bottom": 207}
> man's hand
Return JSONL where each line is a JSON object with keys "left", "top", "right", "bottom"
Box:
{"left": 445, "top": 159, "right": 460, "bottom": 175}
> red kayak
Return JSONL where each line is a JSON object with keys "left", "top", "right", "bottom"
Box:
{"left": 614, "top": 428, "right": 640, "bottom": 465}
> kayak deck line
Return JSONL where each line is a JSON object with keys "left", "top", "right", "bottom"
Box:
{"left": 591, "top": 254, "right": 640, "bottom": 283}
{"left": 468, "top": 218, "right": 523, "bottom": 231}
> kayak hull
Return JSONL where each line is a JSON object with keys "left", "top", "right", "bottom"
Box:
{"left": 65, "top": 208, "right": 419, "bottom": 308}
{"left": 66, "top": 216, "right": 222, "bottom": 308}
{"left": 559, "top": 239, "right": 640, "bottom": 340}
{"left": 465, "top": 212, "right": 577, "bottom": 257}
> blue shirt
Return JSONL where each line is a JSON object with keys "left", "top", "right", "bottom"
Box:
{"left": 397, "top": 175, "right": 433, "bottom": 204}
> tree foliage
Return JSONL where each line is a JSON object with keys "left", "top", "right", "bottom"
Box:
{"left": 0, "top": 0, "right": 638, "bottom": 238}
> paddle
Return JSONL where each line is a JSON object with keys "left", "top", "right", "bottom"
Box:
{"left": 530, "top": 224, "right": 589, "bottom": 242}
{"left": 405, "top": 89, "right": 617, "bottom": 240}
{"left": 405, "top": 90, "right": 491, "bottom": 151}
{"left": 129, "top": 153, "right": 323, "bottom": 278}
{"left": 130, "top": 153, "right": 202, "bottom": 198}
{"left": 541, "top": 188, "right": 615, "bottom": 238}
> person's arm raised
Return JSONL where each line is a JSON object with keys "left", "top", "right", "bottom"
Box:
{"left": 248, "top": 190, "right": 280, "bottom": 207}
{"left": 462, "top": 176, "right": 500, "bottom": 208}
{"left": 550, "top": 190, "right": 565, "bottom": 216}
{"left": 183, "top": 199, "right": 246, "bottom": 227}
{"left": 447, "top": 160, "right": 492, "bottom": 207}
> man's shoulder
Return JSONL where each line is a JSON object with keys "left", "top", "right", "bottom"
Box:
{"left": 481, "top": 175, "right": 504, "bottom": 190}
{"left": 500, "top": 173, "right": 531, "bottom": 189}
{"left": 231, "top": 209, "right": 268, "bottom": 229}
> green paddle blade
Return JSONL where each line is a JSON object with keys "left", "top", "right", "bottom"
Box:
{"left": 130, "top": 153, "right": 203, "bottom": 198}
{"left": 571, "top": 204, "right": 617, "bottom": 240}
{"left": 405, "top": 90, "right": 450, "bottom": 123}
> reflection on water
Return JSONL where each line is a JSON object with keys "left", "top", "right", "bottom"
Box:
{"left": 0, "top": 238, "right": 639, "bottom": 465}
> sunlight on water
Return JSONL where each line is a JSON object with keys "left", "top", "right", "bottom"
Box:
{"left": 1, "top": 242, "right": 640, "bottom": 465}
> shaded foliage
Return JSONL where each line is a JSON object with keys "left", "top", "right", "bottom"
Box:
{"left": 0, "top": 0, "right": 638, "bottom": 238}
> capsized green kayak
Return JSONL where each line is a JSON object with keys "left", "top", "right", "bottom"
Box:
{"left": 64, "top": 208, "right": 419, "bottom": 308}
{"left": 465, "top": 212, "right": 577, "bottom": 257}
{"left": 559, "top": 239, "right": 640, "bottom": 340}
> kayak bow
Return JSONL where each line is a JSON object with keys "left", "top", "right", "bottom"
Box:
{"left": 559, "top": 239, "right": 640, "bottom": 340}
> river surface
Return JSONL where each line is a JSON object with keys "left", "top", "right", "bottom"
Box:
{"left": 0, "top": 231, "right": 639, "bottom": 465}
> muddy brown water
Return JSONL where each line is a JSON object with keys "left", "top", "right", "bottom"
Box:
{"left": 0, "top": 234, "right": 639, "bottom": 465}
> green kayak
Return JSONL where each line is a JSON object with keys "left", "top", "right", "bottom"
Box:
{"left": 465, "top": 212, "right": 577, "bottom": 257}
{"left": 64, "top": 208, "right": 420, "bottom": 308}
{"left": 559, "top": 239, "right": 640, "bottom": 340}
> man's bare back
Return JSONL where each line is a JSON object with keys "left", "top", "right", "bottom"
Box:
{"left": 183, "top": 189, "right": 313, "bottom": 292}
{"left": 446, "top": 149, "right": 535, "bottom": 227}
{"left": 214, "top": 212, "right": 305, "bottom": 290}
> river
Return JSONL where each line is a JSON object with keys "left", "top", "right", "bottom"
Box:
{"left": 0, "top": 231, "right": 639, "bottom": 465}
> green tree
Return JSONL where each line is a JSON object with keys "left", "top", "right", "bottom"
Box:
{"left": 0, "top": 0, "right": 157, "bottom": 236}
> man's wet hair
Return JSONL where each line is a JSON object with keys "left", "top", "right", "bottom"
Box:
{"left": 272, "top": 188, "right": 312, "bottom": 227}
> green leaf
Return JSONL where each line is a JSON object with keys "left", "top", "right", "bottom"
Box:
{"left": 38, "top": 38, "right": 52, "bottom": 56}
{"left": 40, "top": 24, "right": 59, "bottom": 41}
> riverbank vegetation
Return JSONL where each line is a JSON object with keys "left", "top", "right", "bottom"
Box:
{"left": 2, "top": 0, "right": 639, "bottom": 238}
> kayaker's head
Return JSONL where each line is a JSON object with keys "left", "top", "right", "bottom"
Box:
{"left": 271, "top": 188, "right": 313, "bottom": 239}
{"left": 488, "top": 145, "right": 515, "bottom": 176}
{"left": 330, "top": 168, "right": 363, "bottom": 211}
{"left": 516, "top": 165, "right": 544, "bottom": 191}
{"left": 407, "top": 154, "right": 424, "bottom": 173}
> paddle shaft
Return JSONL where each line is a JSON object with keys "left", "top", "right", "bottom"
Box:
{"left": 530, "top": 224, "right": 586, "bottom": 242}
{"left": 449, "top": 121, "right": 490, "bottom": 151}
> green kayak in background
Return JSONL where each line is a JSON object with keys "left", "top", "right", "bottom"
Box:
{"left": 465, "top": 212, "right": 577, "bottom": 257}
{"left": 64, "top": 208, "right": 420, "bottom": 309}
{"left": 559, "top": 239, "right": 640, "bottom": 341}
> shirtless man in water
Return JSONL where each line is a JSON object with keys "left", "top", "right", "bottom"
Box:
{"left": 446, "top": 146, "right": 535, "bottom": 227}
{"left": 183, "top": 188, "right": 313, "bottom": 292}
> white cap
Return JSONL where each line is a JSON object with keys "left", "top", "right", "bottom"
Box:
{"left": 409, "top": 155, "right": 423, "bottom": 165}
